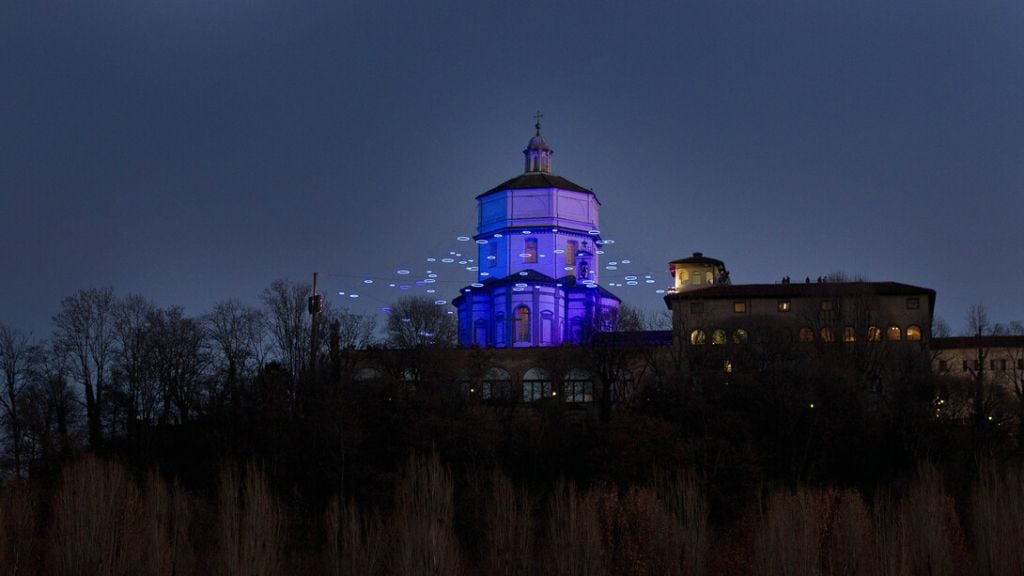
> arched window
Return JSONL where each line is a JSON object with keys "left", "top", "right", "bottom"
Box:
{"left": 515, "top": 306, "right": 530, "bottom": 342}
{"left": 843, "top": 326, "right": 856, "bottom": 343}
{"left": 474, "top": 319, "right": 488, "bottom": 346}
{"left": 799, "top": 327, "right": 814, "bottom": 342}
{"left": 886, "top": 325, "right": 902, "bottom": 341}
{"left": 566, "top": 240, "right": 578, "bottom": 266}
{"left": 907, "top": 325, "right": 922, "bottom": 341}
{"left": 678, "top": 269, "right": 689, "bottom": 287}
{"left": 564, "top": 369, "right": 594, "bottom": 403}
{"left": 523, "top": 238, "right": 538, "bottom": 263}
{"left": 712, "top": 329, "right": 727, "bottom": 345}
{"left": 820, "top": 326, "right": 835, "bottom": 343}
{"left": 733, "top": 329, "right": 748, "bottom": 344}
{"left": 522, "top": 368, "right": 551, "bottom": 402}
{"left": 353, "top": 367, "right": 381, "bottom": 382}
{"left": 690, "top": 329, "right": 706, "bottom": 345}
{"left": 867, "top": 326, "right": 882, "bottom": 342}
{"left": 481, "top": 367, "right": 512, "bottom": 401}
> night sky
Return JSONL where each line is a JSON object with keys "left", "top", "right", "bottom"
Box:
{"left": 3, "top": 0, "right": 1023, "bottom": 338}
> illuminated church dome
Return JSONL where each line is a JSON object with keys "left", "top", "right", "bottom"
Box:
{"left": 452, "top": 123, "right": 620, "bottom": 347}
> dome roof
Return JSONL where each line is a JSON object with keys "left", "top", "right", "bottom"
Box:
{"left": 526, "top": 133, "right": 550, "bottom": 150}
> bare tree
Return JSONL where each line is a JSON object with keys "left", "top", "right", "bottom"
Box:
{"left": 205, "top": 299, "right": 267, "bottom": 405}
{"left": 52, "top": 287, "right": 115, "bottom": 449}
{"left": 328, "top": 306, "right": 376, "bottom": 350}
{"left": 147, "top": 306, "right": 209, "bottom": 425}
{"left": 261, "top": 279, "right": 311, "bottom": 381}
{"left": 21, "top": 343, "right": 80, "bottom": 467}
{"left": 385, "top": 296, "right": 457, "bottom": 348}
{"left": 110, "top": 294, "right": 161, "bottom": 435}
{"left": 0, "top": 324, "right": 40, "bottom": 476}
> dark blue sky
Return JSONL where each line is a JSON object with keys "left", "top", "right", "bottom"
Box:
{"left": 3, "top": 0, "right": 1022, "bottom": 337}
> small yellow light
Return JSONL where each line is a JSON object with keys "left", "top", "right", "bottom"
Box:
{"left": 552, "top": 391, "right": 557, "bottom": 397}
{"left": 809, "top": 403, "right": 815, "bottom": 409}
{"left": 988, "top": 415, "right": 994, "bottom": 421}
{"left": 470, "top": 388, "right": 475, "bottom": 393}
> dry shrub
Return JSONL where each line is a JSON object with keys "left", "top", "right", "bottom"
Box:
{"left": 751, "top": 487, "right": 828, "bottom": 576}
{"left": 822, "top": 489, "right": 873, "bottom": 576}
{"left": 46, "top": 455, "right": 144, "bottom": 575}
{"left": 657, "top": 471, "right": 710, "bottom": 576}
{"left": 217, "top": 461, "right": 285, "bottom": 576}
{"left": 323, "top": 496, "right": 386, "bottom": 576}
{"left": 138, "top": 469, "right": 195, "bottom": 576}
{"left": 599, "top": 486, "right": 684, "bottom": 576}
{"left": 970, "top": 463, "right": 1024, "bottom": 576}
{"left": 874, "top": 464, "right": 963, "bottom": 576}
{"left": 482, "top": 470, "right": 534, "bottom": 576}
{"left": 0, "top": 479, "right": 42, "bottom": 574}
{"left": 390, "top": 451, "right": 465, "bottom": 576}
{"left": 546, "top": 481, "right": 606, "bottom": 576}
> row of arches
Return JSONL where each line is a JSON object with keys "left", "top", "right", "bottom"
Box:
{"left": 479, "top": 367, "right": 595, "bottom": 403}
{"left": 689, "top": 324, "right": 924, "bottom": 345}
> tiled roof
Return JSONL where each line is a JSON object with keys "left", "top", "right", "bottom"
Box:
{"left": 665, "top": 281, "right": 935, "bottom": 301}
{"left": 479, "top": 172, "right": 593, "bottom": 197}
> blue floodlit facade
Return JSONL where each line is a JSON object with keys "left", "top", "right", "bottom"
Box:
{"left": 452, "top": 125, "right": 620, "bottom": 347}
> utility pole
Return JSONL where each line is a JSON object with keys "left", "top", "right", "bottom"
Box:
{"left": 308, "top": 272, "right": 323, "bottom": 377}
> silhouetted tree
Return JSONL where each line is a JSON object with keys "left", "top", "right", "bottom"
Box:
{"left": 261, "top": 279, "right": 311, "bottom": 383}
{"left": 385, "top": 296, "right": 457, "bottom": 348}
{"left": 205, "top": 299, "right": 267, "bottom": 407}
{"left": 52, "top": 287, "right": 115, "bottom": 449}
{"left": 0, "top": 323, "right": 40, "bottom": 476}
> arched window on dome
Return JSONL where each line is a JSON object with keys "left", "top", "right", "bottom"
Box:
{"left": 907, "top": 325, "right": 922, "bottom": 341}
{"left": 867, "top": 326, "right": 882, "bottom": 342}
{"left": 515, "top": 306, "right": 531, "bottom": 343}
{"left": 733, "top": 329, "right": 748, "bottom": 344}
{"left": 712, "top": 329, "right": 727, "bottom": 345}
{"left": 820, "top": 326, "right": 835, "bottom": 343}
{"left": 523, "top": 238, "right": 538, "bottom": 263}
{"left": 886, "top": 325, "right": 902, "bottom": 341}
{"left": 843, "top": 326, "right": 857, "bottom": 343}
{"left": 690, "top": 329, "right": 706, "bottom": 345}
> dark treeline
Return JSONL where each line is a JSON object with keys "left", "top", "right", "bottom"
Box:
{"left": 1, "top": 284, "right": 1024, "bottom": 574}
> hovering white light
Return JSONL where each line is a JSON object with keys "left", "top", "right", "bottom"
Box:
{"left": 646, "top": 279, "right": 656, "bottom": 284}
{"left": 621, "top": 259, "right": 631, "bottom": 264}
{"left": 521, "top": 230, "right": 532, "bottom": 234}
{"left": 656, "top": 289, "right": 666, "bottom": 294}
{"left": 349, "top": 294, "right": 359, "bottom": 298}
{"left": 519, "top": 253, "right": 530, "bottom": 258}
{"left": 471, "top": 283, "right": 484, "bottom": 288}
{"left": 487, "top": 255, "right": 496, "bottom": 260}
{"left": 609, "top": 261, "right": 618, "bottom": 266}
{"left": 428, "top": 273, "right": 438, "bottom": 278}
{"left": 476, "top": 239, "right": 488, "bottom": 244}
{"left": 553, "top": 249, "right": 565, "bottom": 254}
{"left": 441, "top": 258, "right": 455, "bottom": 263}
{"left": 564, "top": 266, "right": 575, "bottom": 271}
{"left": 457, "top": 236, "right": 470, "bottom": 241}
{"left": 458, "top": 261, "right": 467, "bottom": 265}
{"left": 338, "top": 291, "right": 345, "bottom": 295}
{"left": 587, "top": 284, "right": 597, "bottom": 288}
{"left": 588, "top": 230, "right": 600, "bottom": 235}
{"left": 424, "top": 278, "right": 436, "bottom": 284}
{"left": 515, "top": 283, "right": 528, "bottom": 288}
{"left": 466, "top": 266, "right": 478, "bottom": 271}
{"left": 519, "top": 271, "right": 528, "bottom": 276}
{"left": 388, "top": 283, "right": 396, "bottom": 288}
{"left": 625, "top": 275, "right": 637, "bottom": 281}
{"left": 596, "top": 250, "right": 604, "bottom": 255}
{"left": 397, "top": 269, "right": 410, "bottom": 275}
{"left": 426, "top": 289, "right": 436, "bottom": 293}
{"left": 480, "top": 272, "right": 490, "bottom": 277}
{"left": 551, "top": 228, "right": 559, "bottom": 232}
{"left": 493, "top": 233, "right": 503, "bottom": 238}
{"left": 606, "top": 266, "right": 618, "bottom": 270}
{"left": 363, "top": 279, "right": 373, "bottom": 284}
{"left": 627, "top": 281, "right": 638, "bottom": 286}
{"left": 604, "top": 239, "right": 615, "bottom": 244}
{"left": 427, "top": 257, "right": 436, "bottom": 262}
{"left": 434, "top": 300, "right": 447, "bottom": 305}
{"left": 556, "top": 283, "right": 563, "bottom": 287}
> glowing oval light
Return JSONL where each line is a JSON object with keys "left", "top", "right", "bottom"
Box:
{"left": 487, "top": 255, "right": 496, "bottom": 260}
{"left": 627, "top": 281, "right": 638, "bottom": 286}
{"left": 621, "top": 259, "right": 631, "bottom": 264}
{"left": 480, "top": 272, "right": 490, "bottom": 277}
{"left": 466, "top": 266, "right": 478, "bottom": 271}
{"left": 603, "top": 239, "right": 615, "bottom": 245}
{"left": 588, "top": 229, "right": 600, "bottom": 235}
{"left": 564, "top": 266, "right": 575, "bottom": 271}
{"left": 625, "top": 275, "right": 637, "bottom": 281}
{"left": 646, "top": 279, "right": 656, "bottom": 284}
{"left": 551, "top": 228, "right": 559, "bottom": 232}
{"left": 655, "top": 289, "right": 666, "bottom": 294}
{"left": 337, "top": 291, "right": 345, "bottom": 295}
{"left": 379, "top": 306, "right": 392, "bottom": 312}
{"left": 606, "top": 266, "right": 618, "bottom": 271}
{"left": 428, "top": 273, "right": 438, "bottom": 278}
{"left": 397, "top": 269, "right": 410, "bottom": 275}
{"left": 515, "top": 283, "right": 528, "bottom": 288}
{"left": 426, "top": 289, "right": 435, "bottom": 293}
{"left": 455, "top": 253, "right": 462, "bottom": 257}
{"left": 349, "top": 294, "right": 359, "bottom": 298}
{"left": 609, "top": 261, "right": 618, "bottom": 266}
{"left": 388, "top": 283, "right": 396, "bottom": 288}
{"left": 587, "top": 283, "right": 597, "bottom": 288}
{"left": 424, "top": 278, "right": 436, "bottom": 283}
{"left": 596, "top": 250, "right": 604, "bottom": 255}
{"left": 493, "top": 233, "right": 503, "bottom": 238}
{"left": 363, "top": 279, "right": 373, "bottom": 284}
{"left": 519, "top": 271, "right": 528, "bottom": 276}
{"left": 427, "top": 257, "right": 437, "bottom": 262}
{"left": 471, "top": 282, "right": 484, "bottom": 288}
{"left": 456, "top": 236, "right": 470, "bottom": 242}
{"left": 553, "top": 249, "right": 564, "bottom": 254}
{"left": 518, "top": 253, "right": 530, "bottom": 258}
{"left": 458, "top": 261, "right": 467, "bottom": 265}
{"left": 521, "top": 230, "right": 532, "bottom": 234}
{"left": 475, "top": 239, "right": 488, "bottom": 244}
{"left": 441, "top": 258, "right": 455, "bottom": 263}
{"left": 434, "top": 299, "right": 447, "bottom": 305}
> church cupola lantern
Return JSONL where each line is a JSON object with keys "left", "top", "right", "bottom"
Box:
{"left": 523, "top": 113, "right": 553, "bottom": 173}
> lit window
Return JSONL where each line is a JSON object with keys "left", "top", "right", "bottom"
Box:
{"left": 724, "top": 360, "right": 733, "bottom": 374}
{"left": 886, "top": 325, "right": 901, "bottom": 341}
{"left": 515, "top": 306, "right": 530, "bottom": 342}
{"left": 733, "top": 329, "right": 748, "bottom": 344}
{"left": 868, "top": 326, "right": 882, "bottom": 342}
{"left": 821, "top": 301, "right": 834, "bottom": 311}
{"left": 522, "top": 368, "right": 551, "bottom": 402}
{"left": 566, "top": 240, "right": 578, "bottom": 266}
{"left": 733, "top": 301, "right": 747, "bottom": 313}
{"left": 820, "top": 326, "right": 835, "bottom": 343}
{"left": 712, "top": 329, "right": 727, "bottom": 345}
{"left": 523, "top": 239, "right": 538, "bottom": 263}
{"left": 778, "top": 301, "right": 791, "bottom": 312}
{"left": 678, "top": 269, "right": 689, "bottom": 287}
{"left": 690, "top": 329, "right": 706, "bottom": 345}
{"left": 906, "top": 325, "right": 922, "bottom": 341}
{"left": 799, "top": 327, "right": 814, "bottom": 342}
{"left": 906, "top": 297, "right": 920, "bottom": 310}
{"left": 843, "top": 326, "right": 856, "bottom": 343}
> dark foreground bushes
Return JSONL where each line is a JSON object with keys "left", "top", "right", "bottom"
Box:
{"left": 2, "top": 455, "right": 1023, "bottom": 576}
